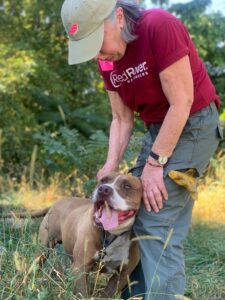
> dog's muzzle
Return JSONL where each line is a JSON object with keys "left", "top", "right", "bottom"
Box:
{"left": 93, "top": 204, "right": 136, "bottom": 231}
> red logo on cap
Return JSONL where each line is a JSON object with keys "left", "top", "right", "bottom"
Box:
{"left": 69, "top": 23, "right": 78, "bottom": 35}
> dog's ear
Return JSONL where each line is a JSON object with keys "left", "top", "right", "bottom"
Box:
{"left": 107, "top": 171, "right": 121, "bottom": 177}
{"left": 98, "top": 172, "right": 121, "bottom": 183}
{"left": 132, "top": 176, "right": 143, "bottom": 196}
{"left": 136, "top": 176, "right": 142, "bottom": 184}
{"left": 135, "top": 176, "right": 143, "bottom": 192}
{"left": 122, "top": 174, "right": 143, "bottom": 193}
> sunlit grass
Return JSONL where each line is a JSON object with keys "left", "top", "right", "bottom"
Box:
{"left": 0, "top": 176, "right": 63, "bottom": 213}
{"left": 0, "top": 170, "right": 90, "bottom": 213}
{"left": 2, "top": 155, "right": 225, "bottom": 226}
{"left": 193, "top": 154, "right": 225, "bottom": 224}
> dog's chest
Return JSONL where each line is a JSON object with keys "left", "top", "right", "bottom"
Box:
{"left": 95, "top": 232, "right": 131, "bottom": 273}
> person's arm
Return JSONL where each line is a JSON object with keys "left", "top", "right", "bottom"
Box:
{"left": 97, "top": 90, "right": 134, "bottom": 180}
{"left": 152, "top": 55, "right": 194, "bottom": 156}
{"left": 141, "top": 55, "right": 194, "bottom": 212}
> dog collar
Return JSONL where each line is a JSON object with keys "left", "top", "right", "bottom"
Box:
{"left": 100, "top": 229, "right": 130, "bottom": 251}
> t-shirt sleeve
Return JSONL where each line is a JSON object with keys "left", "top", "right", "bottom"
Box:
{"left": 97, "top": 60, "right": 117, "bottom": 91}
{"left": 151, "top": 18, "right": 190, "bottom": 73}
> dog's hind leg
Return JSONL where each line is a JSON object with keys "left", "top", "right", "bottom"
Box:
{"left": 35, "top": 222, "right": 51, "bottom": 267}
{"left": 35, "top": 214, "right": 60, "bottom": 267}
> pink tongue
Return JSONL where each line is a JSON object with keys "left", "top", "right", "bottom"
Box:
{"left": 99, "top": 208, "right": 118, "bottom": 230}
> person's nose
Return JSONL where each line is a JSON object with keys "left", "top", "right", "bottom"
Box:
{"left": 94, "top": 52, "right": 106, "bottom": 61}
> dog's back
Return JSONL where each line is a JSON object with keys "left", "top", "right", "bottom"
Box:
{"left": 38, "top": 197, "right": 93, "bottom": 249}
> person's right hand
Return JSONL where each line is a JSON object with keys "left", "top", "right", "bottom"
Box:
{"left": 96, "top": 161, "right": 118, "bottom": 180}
{"left": 141, "top": 163, "right": 168, "bottom": 213}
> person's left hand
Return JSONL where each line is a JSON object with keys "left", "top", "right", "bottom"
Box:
{"left": 141, "top": 164, "right": 168, "bottom": 213}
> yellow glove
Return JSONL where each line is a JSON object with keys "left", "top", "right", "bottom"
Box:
{"left": 168, "top": 169, "right": 198, "bottom": 200}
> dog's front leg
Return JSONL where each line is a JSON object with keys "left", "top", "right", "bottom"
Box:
{"left": 99, "top": 271, "right": 121, "bottom": 298}
{"left": 71, "top": 242, "right": 97, "bottom": 298}
{"left": 71, "top": 260, "right": 94, "bottom": 298}
{"left": 100, "top": 242, "right": 140, "bottom": 298}
{"left": 100, "top": 266, "right": 136, "bottom": 299}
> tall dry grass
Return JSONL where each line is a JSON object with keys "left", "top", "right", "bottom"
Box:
{"left": 1, "top": 154, "right": 225, "bottom": 226}
{"left": 193, "top": 153, "right": 225, "bottom": 224}
{"left": 0, "top": 155, "right": 225, "bottom": 300}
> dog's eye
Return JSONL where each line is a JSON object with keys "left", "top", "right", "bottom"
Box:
{"left": 123, "top": 183, "right": 132, "bottom": 190}
{"left": 100, "top": 177, "right": 108, "bottom": 184}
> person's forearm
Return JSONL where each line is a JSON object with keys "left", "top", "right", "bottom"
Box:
{"left": 152, "top": 102, "right": 192, "bottom": 157}
{"left": 106, "top": 117, "right": 134, "bottom": 167}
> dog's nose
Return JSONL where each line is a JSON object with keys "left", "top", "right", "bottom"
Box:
{"left": 98, "top": 185, "right": 113, "bottom": 196}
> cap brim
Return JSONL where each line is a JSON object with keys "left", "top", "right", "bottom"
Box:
{"left": 68, "top": 23, "right": 104, "bottom": 65}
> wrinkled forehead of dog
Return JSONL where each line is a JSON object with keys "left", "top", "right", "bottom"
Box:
{"left": 99, "top": 172, "right": 143, "bottom": 193}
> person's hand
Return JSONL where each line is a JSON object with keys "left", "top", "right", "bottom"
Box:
{"left": 96, "top": 161, "right": 118, "bottom": 181}
{"left": 141, "top": 164, "right": 168, "bottom": 213}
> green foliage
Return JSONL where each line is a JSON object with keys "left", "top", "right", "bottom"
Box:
{"left": 35, "top": 127, "right": 109, "bottom": 177}
{"left": 169, "top": 0, "right": 225, "bottom": 110}
{"left": 151, "top": 0, "right": 169, "bottom": 7}
{"left": 0, "top": 0, "right": 111, "bottom": 181}
{"left": 0, "top": 0, "right": 224, "bottom": 186}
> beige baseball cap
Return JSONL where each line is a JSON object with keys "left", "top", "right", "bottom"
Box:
{"left": 61, "top": 0, "right": 117, "bottom": 65}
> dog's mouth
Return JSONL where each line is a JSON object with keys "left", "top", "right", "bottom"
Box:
{"left": 94, "top": 201, "right": 136, "bottom": 231}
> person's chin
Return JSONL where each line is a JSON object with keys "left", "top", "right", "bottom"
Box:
{"left": 111, "top": 54, "right": 124, "bottom": 61}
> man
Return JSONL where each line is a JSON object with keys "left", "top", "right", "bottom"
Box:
{"left": 61, "top": 0, "right": 222, "bottom": 299}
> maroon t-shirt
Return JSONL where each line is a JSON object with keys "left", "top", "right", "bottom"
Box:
{"left": 98, "top": 9, "right": 220, "bottom": 124}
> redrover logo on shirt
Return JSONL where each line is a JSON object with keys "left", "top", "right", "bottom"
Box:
{"left": 110, "top": 61, "right": 149, "bottom": 88}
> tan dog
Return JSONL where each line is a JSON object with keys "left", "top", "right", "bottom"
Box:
{"left": 7, "top": 172, "right": 142, "bottom": 298}
{"left": 2, "top": 169, "right": 198, "bottom": 297}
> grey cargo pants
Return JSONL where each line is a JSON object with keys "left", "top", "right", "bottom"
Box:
{"left": 122, "top": 102, "right": 223, "bottom": 300}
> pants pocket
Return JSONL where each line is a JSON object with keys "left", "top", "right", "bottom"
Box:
{"left": 217, "top": 123, "right": 224, "bottom": 140}
{"left": 169, "top": 139, "right": 195, "bottom": 164}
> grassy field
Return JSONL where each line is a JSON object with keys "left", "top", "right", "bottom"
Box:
{"left": 0, "top": 156, "right": 225, "bottom": 300}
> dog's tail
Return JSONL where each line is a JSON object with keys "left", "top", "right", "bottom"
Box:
{"left": 1, "top": 207, "right": 50, "bottom": 219}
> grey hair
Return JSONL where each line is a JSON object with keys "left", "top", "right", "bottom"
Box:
{"left": 107, "top": 0, "right": 142, "bottom": 43}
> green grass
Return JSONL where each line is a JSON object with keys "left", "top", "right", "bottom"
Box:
{"left": 0, "top": 217, "right": 78, "bottom": 300}
{"left": 1, "top": 216, "right": 225, "bottom": 300}
{"left": 0, "top": 155, "right": 225, "bottom": 300}
{"left": 185, "top": 222, "right": 225, "bottom": 300}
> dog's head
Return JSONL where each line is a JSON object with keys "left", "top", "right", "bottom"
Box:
{"left": 92, "top": 172, "right": 143, "bottom": 234}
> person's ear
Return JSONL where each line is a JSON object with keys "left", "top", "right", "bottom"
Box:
{"left": 115, "top": 7, "right": 125, "bottom": 29}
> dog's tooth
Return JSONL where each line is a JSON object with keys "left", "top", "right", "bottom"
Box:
{"left": 104, "top": 201, "right": 111, "bottom": 218}
{"left": 97, "top": 206, "right": 103, "bottom": 218}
